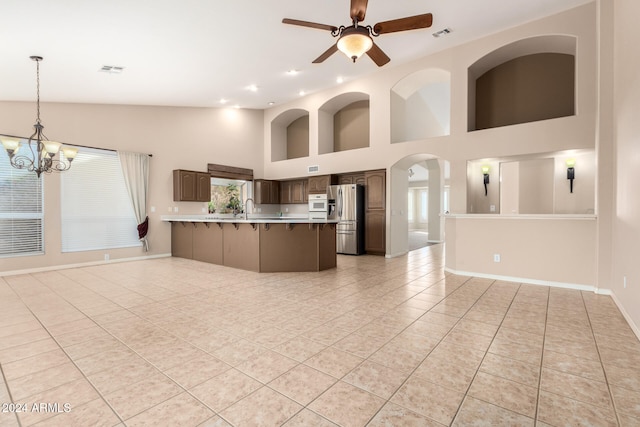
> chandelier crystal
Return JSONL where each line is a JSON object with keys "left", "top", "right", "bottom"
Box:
{"left": 1, "top": 56, "right": 77, "bottom": 177}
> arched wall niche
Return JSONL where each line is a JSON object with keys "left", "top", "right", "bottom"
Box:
{"left": 390, "top": 68, "right": 451, "bottom": 143}
{"left": 318, "top": 92, "right": 370, "bottom": 154}
{"left": 270, "top": 108, "right": 309, "bottom": 162}
{"left": 468, "top": 34, "right": 577, "bottom": 131}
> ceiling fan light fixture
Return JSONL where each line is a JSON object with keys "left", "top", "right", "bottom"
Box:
{"left": 337, "top": 27, "right": 373, "bottom": 62}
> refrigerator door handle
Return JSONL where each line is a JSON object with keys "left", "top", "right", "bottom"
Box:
{"left": 337, "top": 187, "right": 343, "bottom": 218}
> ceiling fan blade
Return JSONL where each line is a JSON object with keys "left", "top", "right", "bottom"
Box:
{"left": 373, "top": 13, "right": 433, "bottom": 34}
{"left": 282, "top": 18, "right": 338, "bottom": 32}
{"left": 366, "top": 42, "right": 391, "bottom": 67}
{"left": 350, "top": 0, "right": 368, "bottom": 22}
{"left": 313, "top": 44, "right": 339, "bottom": 63}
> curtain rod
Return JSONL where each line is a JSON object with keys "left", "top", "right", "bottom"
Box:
{"left": 0, "top": 133, "right": 153, "bottom": 157}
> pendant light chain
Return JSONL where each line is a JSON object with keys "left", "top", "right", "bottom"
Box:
{"left": 35, "top": 57, "right": 41, "bottom": 125}
{"left": 0, "top": 55, "right": 79, "bottom": 176}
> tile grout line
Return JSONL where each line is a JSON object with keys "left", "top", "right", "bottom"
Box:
{"left": 446, "top": 280, "right": 526, "bottom": 425}
{"left": 580, "top": 290, "right": 622, "bottom": 427}
{"left": 532, "top": 284, "right": 551, "bottom": 427}
{"left": 2, "top": 273, "right": 127, "bottom": 426}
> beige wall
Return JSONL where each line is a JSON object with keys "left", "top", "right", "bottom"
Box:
{"left": 612, "top": 0, "right": 640, "bottom": 331}
{"left": 0, "top": 102, "right": 264, "bottom": 273}
{"left": 263, "top": 4, "right": 597, "bottom": 216}
{"left": 445, "top": 215, "right": 597, "bottom": 287}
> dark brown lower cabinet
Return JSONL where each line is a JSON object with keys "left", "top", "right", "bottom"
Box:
{"left": 365, "top": 211, "right": 386, "bottom": 255}
{"left": 192, "top": 222, "right": 223, "bottom": 264}
{"left": 171, "top": 222, "right": 193, "bottom": 259}
{"left": 170, "top": 221, "right": 336, "bottom": 272}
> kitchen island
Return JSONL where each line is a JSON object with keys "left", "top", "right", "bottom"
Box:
{"left": 162, "top": 215, "right": 337, "bottom": 272}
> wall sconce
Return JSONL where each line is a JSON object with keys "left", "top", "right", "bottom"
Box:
{"left": 481, "top": 165, "right": 490, "bottom": 196}
{"left": 566, "top": 159, "right": 576, "bottom": 193}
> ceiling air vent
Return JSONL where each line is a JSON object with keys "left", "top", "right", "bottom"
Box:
{"left": 99, "top": 65, "right": 125, "bottom": 74}
{"left": 308, "top": 165, "right": 320, "bottom": 174}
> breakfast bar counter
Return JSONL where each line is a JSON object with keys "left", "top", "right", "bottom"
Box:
{"left": 162, "top": 215, "right": 337, "bottom": 272}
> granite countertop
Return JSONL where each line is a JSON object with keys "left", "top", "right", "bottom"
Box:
{"left": 161, "top": 215, "right": 338, "bottom": 224}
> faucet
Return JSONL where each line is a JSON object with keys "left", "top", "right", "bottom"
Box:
{"left": 244, "top": 198, "right": 255, "bottom": 220}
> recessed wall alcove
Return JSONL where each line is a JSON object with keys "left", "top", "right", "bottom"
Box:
{"left": 318, "top": 92, "right": 370, "bottom": 154}
{"left": 391, "top": 68, "right": 451, "bottom": 143}
{"left": 270, "top": 108, "right": 309, "bottom": 162}
{"left": 468, "top": 35, "right": 577, "bottom": 131}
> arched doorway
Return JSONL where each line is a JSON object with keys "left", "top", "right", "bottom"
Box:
{"left": 389, "top": 155, "right": 450, "bottom": 257}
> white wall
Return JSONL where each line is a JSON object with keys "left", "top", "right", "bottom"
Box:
{"left": 612, "top": 0, "right": 640, "bottom": 333}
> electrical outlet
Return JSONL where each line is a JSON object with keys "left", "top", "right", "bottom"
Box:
{"left": 493, "top": 254, "right": 501, "bottom": 262}
{"left": 167, "top": 207, "right": 172, "bottom": 212}
{"left": 173, "top": 206, "right": 179, "bottom": 213}
{"left": 104, "top": 254, "right": 110, "bottom": 261}
{"left": 150, "top": 206, "right": 156, "bottom": 213}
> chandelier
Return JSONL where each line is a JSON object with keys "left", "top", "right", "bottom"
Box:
{"left": 1, "top": 56, "right": 77, "bottom": 177}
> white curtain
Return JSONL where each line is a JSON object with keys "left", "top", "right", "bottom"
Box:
{"left": 118, "top": 151, "right": 150, "bottom": 251}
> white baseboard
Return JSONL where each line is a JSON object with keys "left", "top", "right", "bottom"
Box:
{"left": 609, "top": 291, "right": 640, "bottom": 341}
{"left": 444, "top": 267, "right": 606, "bottom": 293}
{"left": 386, "top": 251, "right": 408, "bottom": 258}
{"left": 0, "top": 253, "right": 172, "bottom": 277}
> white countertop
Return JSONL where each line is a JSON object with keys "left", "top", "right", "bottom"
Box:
{"left": 161, "top": 215, "right": 338, "bottom": 224}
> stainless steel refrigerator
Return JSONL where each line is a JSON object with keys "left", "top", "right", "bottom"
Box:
{"left": 327, "top": 184, "right": 365, "bottom": 255}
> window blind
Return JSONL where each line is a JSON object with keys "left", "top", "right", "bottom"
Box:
{"left": 61, "top": 147, "right": 141, "bottom": 252}
{"left": 0, "top": 145, "right": 44, "bottom": 257}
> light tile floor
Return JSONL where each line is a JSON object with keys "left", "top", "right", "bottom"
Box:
{"left": 1, "top": 245, "right": 639, "bottom": 426}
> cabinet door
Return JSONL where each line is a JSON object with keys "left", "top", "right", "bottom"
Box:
{"left": 339, "top": 175, "right": 354, "bottom": 185}
{"left": 365, "top": 211, "right": 385, "bottom": 255}
{"left": 255, "top": 180, "right": 280, "bottom": 204}
{"left": 291, "top": 180, "right": 306, "bottom": 203}
{"left": 354, "top": 174, "right": 366, "bottom": 186}
{"left": 173, "top": 170, "right": 196, "bottom": 201}
{"left": 270, "top": 181, "right": 280, "bottom": 203}
{"left": 364, "top": 170, "right": 386, "bottom": 211}
{"left": 196, "top": 172, "right": 211, "bottom": 202}
{"left": 254, "top": 180, "right": 268, "bottom": 204}
{"left": 280, "top": 181, "right": 292, "bottom": 204}
{"left": 308, "top": 175, "right": 329, "bottom": 194}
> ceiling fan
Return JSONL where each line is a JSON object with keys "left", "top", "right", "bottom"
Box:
{"left": 282, "top": 0, "right": 433, "bottom": 67}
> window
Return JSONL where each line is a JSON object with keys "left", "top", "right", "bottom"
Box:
{"left": 0, "top": 146, "right": 44, "bottom": 257}
{"left": 61, "top": 147, "right": 140, "bottom": 252}
{"left": 420, "top": 190, "right": 428, "bottom": 222}
{"left": 407, "top": 190, "right": 414, "bottom": 222}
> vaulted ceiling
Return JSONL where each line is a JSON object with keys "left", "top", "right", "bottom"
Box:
{"left": 0, "top": 0, "right": 591, "bottom": 109}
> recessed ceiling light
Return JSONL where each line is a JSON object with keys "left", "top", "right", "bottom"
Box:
{"left": 268, "top": 101, "right": 275, "bottom": 106}
{"left": 99, "top": 65, "right": 124, "bottom": 74}
{"left": 432, "top": 28, "right": 452, "bottom": 38}
{"left": 247, "top": 84, "right": 258, "bottom": 92}
{"left": 336, "top": 76, "right": 344, "bottom": 84}
{"left": 299, "top": 90, "right": 306, "bottom": 96}
{"left": 234, "top": 104, "right": 241, "bottom": 109}
{"left": 220, "top": 98, "right": 228, "bottom": 104}
{"left": 286, "top": 69, "right": 299, "bottom": 76}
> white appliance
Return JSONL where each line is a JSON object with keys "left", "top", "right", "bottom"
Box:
{"left": 327, "top": 184, "right": 365, "bottom": 255}
{"left": 308, "top": 194, "right": 328, "bottom": 220}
